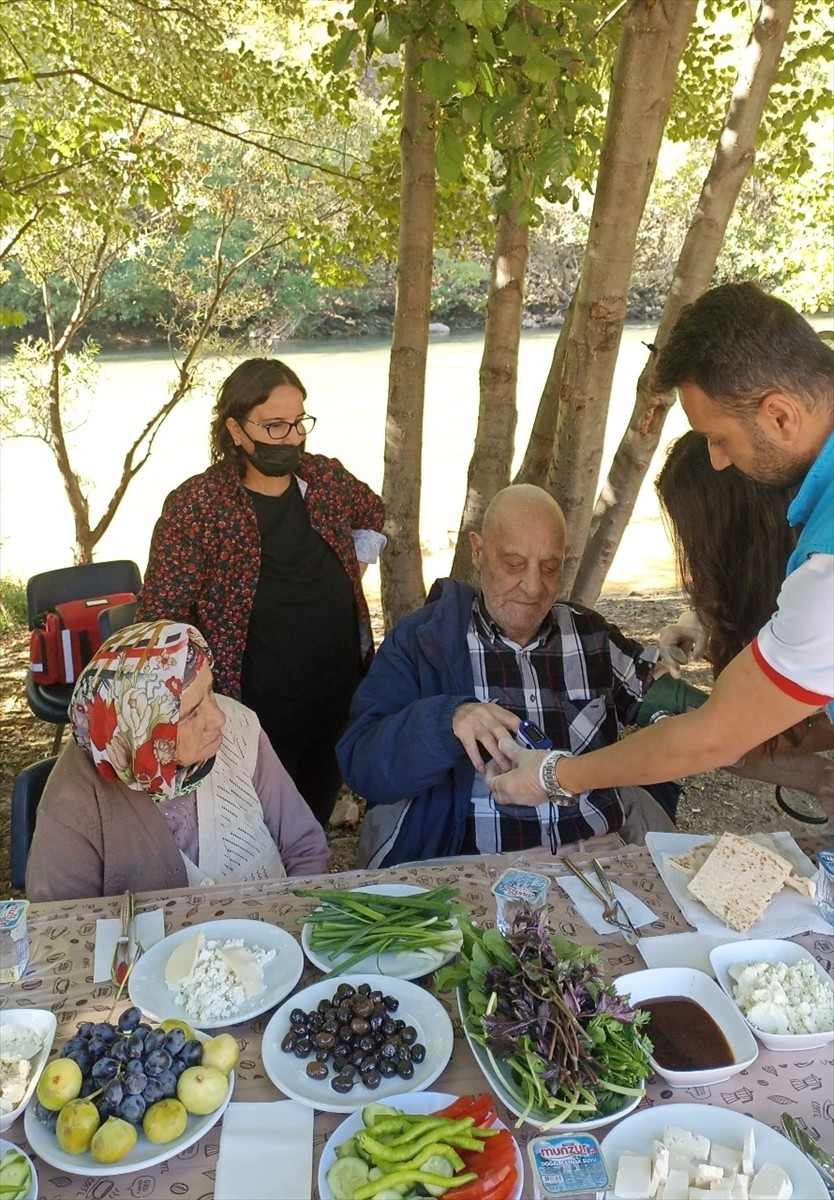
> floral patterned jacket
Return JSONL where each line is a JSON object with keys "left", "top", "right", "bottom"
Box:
{"left": 136, "top": 457, "right": 385, "bottom": 698}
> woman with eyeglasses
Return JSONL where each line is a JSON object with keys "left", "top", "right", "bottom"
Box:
{"left": 137, "top": 358, "right": 386, "bottom": 827}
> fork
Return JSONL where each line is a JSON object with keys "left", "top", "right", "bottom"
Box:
{"left": 561, "top": 857, "right": 640, "bottom": 943}
{"left": 591, "top": 859, "right": 641, "bottom": 946}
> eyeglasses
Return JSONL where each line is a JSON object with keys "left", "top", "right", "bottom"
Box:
{"left": 242, "top": 414, "right": 317, "bottom": 440}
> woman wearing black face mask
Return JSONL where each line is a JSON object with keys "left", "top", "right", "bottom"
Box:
{"left": 137, "top": 358, "right": 386, "bottom": 827}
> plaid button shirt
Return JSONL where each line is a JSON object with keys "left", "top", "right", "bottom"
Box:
{"left": 461, "top": 595, "right": 658, "bottom": 855}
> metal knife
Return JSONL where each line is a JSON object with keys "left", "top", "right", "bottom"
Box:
{"left": 110, "top": 889, "right": 135, "bottom": 986}
{"left": 562, "top": 857, "right": 640, "bottom": 943}
{"left": 781, "top": 1115, "right": 834, "bottom": 1189}
{"left": 591, "top": 858, "right": 641, "bottom": 945}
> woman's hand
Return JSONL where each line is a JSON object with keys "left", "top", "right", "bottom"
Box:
{"left": 485, "top": 736, "right": 550, "bottom": 805}
{"left": 452, "top": 702, "right": 521, "bottom": 771}
{"left": 658, "top": 608, "right": 706, "bottom": 677}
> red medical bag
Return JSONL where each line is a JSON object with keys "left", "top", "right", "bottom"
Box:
{"left": 29, "top": 592, "right": 137, "bottom": 685}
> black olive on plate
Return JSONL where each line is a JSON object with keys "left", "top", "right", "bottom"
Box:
{"left": 281, "top": 1030, "right": 297, "bottom": 1053}
{"left": 315, "top": 1048, "right": 331, "bottom": 1063}
{"left": 357, "top": 983, "right": 372, "bottom": 996}
{"left": 293, "top": 1038, "right": 313, "bottom": 1059}
{"left": 290, "top": 1008, "right": 307, "bottom": 1025}
{"left": 331, "top": 1073, "right": 355, "bottom": 1093}
{"left": 401, "top": 1026, "right": 418, "bottom": 1044}
{"left": 350, "top": 1017, "right": 370, "bottom": 1036}
{"left": 380, "top": 1039, "right": 399, "bottom": 1059}
{"left": 361, "top": 1069, "right": 382, "bottom": 1090}
{"left": 306, "top": 1061, "right": 329, "bottom": 1080}
{"left": 383, "top": 996, "right": 399, "bottom": 1012}
{"left": 353, "top": 999, "right": 374, "bottom": 1019}
{"left": 381, "top": 1018, "right": 396, "bottom": 1036}
{"left": 378, "top": 1059, "right": 397, "bottom": 1077}
{"left": 411, "top": 1043, "right": 426, "bottom": 1063}
{"left": 369, "top": 1012, "right": 384, "bottom": 1032}
{"left": 396, "top": 1060, "right": 415, "bottom": 1079}
{"left": 370, "top": 990, "right": 384, "bottom": 1005}
{"left": 358, "top": 1035, "right": 375, "bottom": 1054}
{"left": 335, "top": 983, "right": 356, "bottom": 999}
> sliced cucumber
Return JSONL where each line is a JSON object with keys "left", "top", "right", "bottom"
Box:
{"left": 362, "top": 1102, "right": 400, "bottom": 1127}
{"left": 335, "top": 1138, "right": 359, "bottom": 1160}
{"left": 326, "top": 1155, "right": 370, "bottom": 1200}
{"left": 0, "top": 1149, "right": 31, "bottom": 1200}
{"left": 367, "top": 1167, "right": 385, "bottom": 1182}
{"left": 418, "top": 1156, "right": 454, "bottom": 1198}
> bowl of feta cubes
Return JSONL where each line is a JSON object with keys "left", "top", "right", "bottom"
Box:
{"left": 709, "top": 940, "right": 834, "bottom": 1052}
{"left": 599, "top": 1103, "right": 827, "bottom": 1199}
{"left": 0, "top": 1010, "right": 57, "bottom": 1133}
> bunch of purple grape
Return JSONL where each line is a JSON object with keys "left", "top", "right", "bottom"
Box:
{"left": 33, "top": 1006, "right": 204, "bottom": 1130}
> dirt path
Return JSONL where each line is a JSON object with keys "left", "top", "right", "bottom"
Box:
{"left": 0, "top": 591, "right": 820, "bottom": 895}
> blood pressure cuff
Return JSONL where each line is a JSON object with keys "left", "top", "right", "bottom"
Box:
{"left": 635, "top": 672, "right": 709, "bottom": 727}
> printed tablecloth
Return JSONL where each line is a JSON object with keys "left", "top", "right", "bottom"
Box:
{"left": 3, "top": 842, "right": 832, "bottom": 1198}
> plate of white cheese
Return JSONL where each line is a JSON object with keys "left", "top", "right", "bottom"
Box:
{"left": 0, "top": 1010, "right": 57, "bottom": 1134}
{"left": 128, "top": 919, "right": 304, "bottom": 1029}
{"left": 599, "top": 1104, "right": 827, "bottom": 1199}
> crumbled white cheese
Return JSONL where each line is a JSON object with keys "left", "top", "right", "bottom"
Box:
{"left": 729, "top": 959, "right": 834, "bottom": 1035}
{"left": 0, "top": 1024, "right": 43, "bottom": 1115}
{"left": 165, "top": 937, "right": 275, "bottom": 1023}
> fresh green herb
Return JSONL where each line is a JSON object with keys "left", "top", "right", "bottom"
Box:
{"left": 294, "top": 884, "right": 464, "bottom": 975}
{"left": 436, "top": 908, "right": 652, "bottom": 1127}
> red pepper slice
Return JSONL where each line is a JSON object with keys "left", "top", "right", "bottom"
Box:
{"left": 445, "top": 1160, "right": 516, "bottom": 1200}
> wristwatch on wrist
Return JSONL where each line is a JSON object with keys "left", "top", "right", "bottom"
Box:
{"left": 539, "top": 750, "right": 576, "bottom": 802}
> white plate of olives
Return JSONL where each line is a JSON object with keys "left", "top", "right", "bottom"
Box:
{"left": 23, "top": 1007, "right": 233, "bottom": 1177}
{"left": 261, "top": 974, "right": 454, "bottom": 1113}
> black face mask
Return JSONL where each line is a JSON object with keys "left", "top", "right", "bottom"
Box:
{"left": 243, "top": 441, "right": 303, "bottom": 477}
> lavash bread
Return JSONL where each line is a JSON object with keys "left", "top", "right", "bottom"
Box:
{"left": 685, "top": 832, "right": 793, "bottom": 932}
{"left": 669, "top": 832, "right": 815, "bottom": 898}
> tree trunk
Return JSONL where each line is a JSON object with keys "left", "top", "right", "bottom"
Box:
{"left": 450, "top": 197, "right": 529, "bottom": 584}
{"left": 513, "top": 294, "right": 575, "bottom": 488}
{"left": 571, "top": 0, "right": 796, "bottom": 606}
{"left": 379, "top": 39, "right": 437, "bottom": 630}
{"left": 544, "top": 0, "right": 697, "bottom": 596}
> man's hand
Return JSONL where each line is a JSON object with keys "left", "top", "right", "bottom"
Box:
{"left": 452, "top": 702, "right": 521, "bottom": 771}
{"left": 658, "top": 608, "right": 706, "bottom": 677}
{"left": 484, "top": 735, "right": 550, "bottom": 805}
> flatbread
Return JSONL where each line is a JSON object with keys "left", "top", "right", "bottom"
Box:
{"left": 668, "top": 833, "right": 815, "bottom": 897}
{"left": 685, "top": 832, "right": 793, "bottom": 932}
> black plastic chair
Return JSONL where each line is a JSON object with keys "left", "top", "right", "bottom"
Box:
{"left": 98, "top": 599, "right": 138, "bottom": 642}
{"left": 11, "top": 756, "right": 58, "bottom": 889}
{"left": 26, "top": 560, "right": 142, "bottom": 753}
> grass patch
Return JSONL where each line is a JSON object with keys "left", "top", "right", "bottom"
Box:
{"left": 0, "top": 576, "right": 28, "bottom": 631}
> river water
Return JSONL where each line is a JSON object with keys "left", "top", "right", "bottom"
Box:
{"left": 1, "top": 326, "right": 693, "bottom": 597}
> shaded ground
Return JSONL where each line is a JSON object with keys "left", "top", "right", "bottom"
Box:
{"left": 0, "top": 590, "right": 820, "bottom": 896}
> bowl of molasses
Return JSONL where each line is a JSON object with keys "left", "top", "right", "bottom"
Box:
{"left": 614, "top": 967, "right": 759, "bottom": 1088}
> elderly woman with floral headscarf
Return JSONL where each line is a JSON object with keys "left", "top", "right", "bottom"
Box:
{"left": 26, "top": 620, "right": 330, "bottom": 901}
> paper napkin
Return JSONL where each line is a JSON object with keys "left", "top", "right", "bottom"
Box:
{"left": 214, "top": 1101, "right": 314, "bottom": 1200}
{"left": 93, "top": 908, "right": 166, "bottom": 983}
{"left": 555, "top": 872, "right": 656, "bottom": 936}
{"left": 646, "top": 831, "right": 831, "bottom": 938}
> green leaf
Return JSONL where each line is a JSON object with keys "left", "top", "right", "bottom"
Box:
{"left": 422, "top": 59, "right": 460, "bottom": 102}
{"left": 373, "top": 13, "right": 405, "bottom": 54}
{"left": 523, "top": 50, "right": 559, "bottom": 83}
{"left": 453, "top": 0, "right": 484, "bottom": 22}
{"left": 482, "top": 0, "right": 510, "bottom": 24}
{"left": 503, "top": 20, "right": 530, "bottom": 58}
{"left": 442, "top": 26, "right": 474, "bottom": 69}
{"left": 0, "top": 308, "right": 27, "bottom": 328}
{"left": 460, "top": 94, "right": 482, "bottom": 124}
{"left": 147, "top": 180, "right": 169, "bottom": 209}
{"left": 332, "top": 28, "right": 360, "bottom": 73}
{"left": 436, "top": 125, "right": 465, "bottom": 182}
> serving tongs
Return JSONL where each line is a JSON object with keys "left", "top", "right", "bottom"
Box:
{"left": 561, "top": 857, "right": 640, "bottom": 945}
{"left": 781, "top": 1115, "right": 834, "bottom": 1192}
{"left": 110, "top": 889, "right": 135, "bottom": 986}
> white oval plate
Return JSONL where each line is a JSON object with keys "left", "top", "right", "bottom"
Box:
{"left": 456, "top": 986, "right": 643, "bottom": 1132}
{"left": 300, "top": 884, "right": 462, "bottom": 981}
{"left": 262, "top": 973, "right": 454, "bottom": 1113}
{"left": 709, "top": 939, "right": 834, "bottom": 1052}
{"left": 0, "top": 1138, "right": 38, "bottom": 1200}
{"left": 599, "top": 1103, "right": 827, "bottom": 1200}
{"left": 23, "top": 1030, "right": 233, "bottom": 1178}
{"left": 318, "top": 1090, "right": 524, "bottom": 1200}
{"left": 128, "top": 918, "right": 304, "bottom": 1029}
{"left": 0, "top": 1009, "right": 57, "bottom": 1135}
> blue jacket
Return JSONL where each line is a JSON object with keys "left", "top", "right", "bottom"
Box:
{"left": 336, "top": 579, "right": 650, "bottom": 866}
{"left": 336, "top": 580, "right": 479, "bottom": 864}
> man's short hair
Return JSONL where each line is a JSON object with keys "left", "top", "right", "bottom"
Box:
{"left": 653, "top": 282, "right": 833, "bottom": 416}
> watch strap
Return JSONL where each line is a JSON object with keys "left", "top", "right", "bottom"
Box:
{"left": 539, "top": 750, "right": 575, "bottom": 801}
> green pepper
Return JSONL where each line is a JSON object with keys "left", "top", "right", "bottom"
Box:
{"left": 386, "top": 1115, "right": 474, "bottom": 1146}
{"left": 358, "top": 1118, "right": 477, "bottom": 1163}
{"left": 353, "top": 1168, "right": 478, "bottom": 1200}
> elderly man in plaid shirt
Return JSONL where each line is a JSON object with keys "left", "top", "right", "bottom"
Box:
{"left": 337, "top": 485, "right": 675, "bottom": 868}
